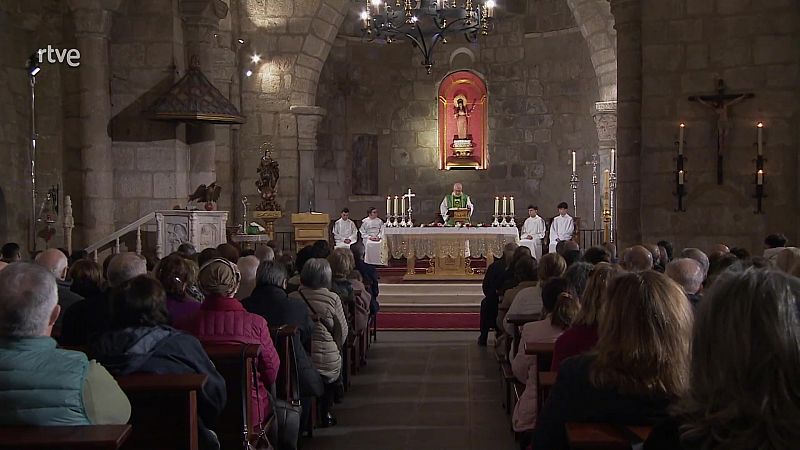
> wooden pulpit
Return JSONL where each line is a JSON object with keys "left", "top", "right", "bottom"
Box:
{"left": 291, "top": 212, "right": 330, "bottom": 248}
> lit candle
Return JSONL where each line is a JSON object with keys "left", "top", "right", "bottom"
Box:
{"left": 360, "top": 10, "right": 369, "bottom": 27}
{"left": 494, "top": 196, "right": 499, "bottom": 216}
{"left": 502, "top": 196, "right": 507, "bottom": 215}
{"left": 678, "top": 123, "right": 685, "bottom": 156}
{"left": 400, "top": 196, "right": 405, "bottom": 217}
{"left": 757, "top": 122, "right": 764, "bottom": 156}
{"left": 571, "top": 151, "right": 576, "bottom": 173}
{"left": 509, "top": 196, "right": 514, "bottom": 214}
{"left": 678, "top": 170, "right": 684, "bottom": 185}
{"left": 394, "top": 196, "right": 399, "bottom": 216}
{"left": 486, "top": 0, "right": 496, "bottom": 17}
{"left": 386, "top": 195, "right": 391, "bottom": 216}
{"left": 610, "top": 148, "right": 616, "bottom": 173}
{"left": 757, "top": 169, "right": 764, "bottom": 185}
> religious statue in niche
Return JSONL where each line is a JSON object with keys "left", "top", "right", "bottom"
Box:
{"left": 438, "top": 70, "right": 488, "bottom": 170}
{"left": 256, "top": 141, "right": 280, "bottom": 211}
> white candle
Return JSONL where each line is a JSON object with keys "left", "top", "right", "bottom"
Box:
{"left": 386, "top": 196, "right": 391, "bottom": 216}
{"left": 494, "top": 196, "right": 499, "bottom": 216}
{"left": 509, "top": 196, "right": 514, "bottom": 214}
{"left": 678, "top": 123, "right": 685, "bottom": 156}
{"left": 571, "top": 151, "right": 576, "bottom": 173}
{"left": 757, "top": 170, "right": 764, "bottom": 185}
{"left": 610, "top": 148, "right": 616, "bottom": 174}
{"left": 502, "top": 196, "right": 507, "bottom": 215}
{"left": 678, "top": 170, "right": 684, "bottom": 185}
{"left": 757, "top": 122, "right": 764, "bottom": 156}
{"left": 394, "top": 196, "right": 399, "bottom": 216}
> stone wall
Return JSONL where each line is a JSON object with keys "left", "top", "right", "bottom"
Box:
{"left": 636, "top": 0, "right": 800, "bottom": 251}
{"left": 316, "top": 3, "right": 606, "bottom": 229}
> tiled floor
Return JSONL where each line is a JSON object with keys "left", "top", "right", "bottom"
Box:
{"left": 302, "top": 331, "right": 517, "bottom": 450}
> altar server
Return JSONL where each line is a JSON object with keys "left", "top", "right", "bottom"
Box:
{"left": 359, "top": 207, "right": 387, "bottom": 265}
{"left": 548, "top": 202, "right": 574, "bottom": 254}
{"left": 519, "top": 205, "right": 546, "bottom": 260}
{"left": 333, "top": 208, "right": 358, "bottom": 248}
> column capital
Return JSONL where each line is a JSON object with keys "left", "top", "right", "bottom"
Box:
{"left": 180, "top": 0, "right": 229, "bottom": 24}
{"left": 68, "top": 0, "right": 122, "bottom": 37}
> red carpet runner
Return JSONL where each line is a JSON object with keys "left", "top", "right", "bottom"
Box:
{"left": 377, "top": 311, "right": 480, "bottom": 330}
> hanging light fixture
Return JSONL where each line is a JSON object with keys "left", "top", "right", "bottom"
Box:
{"left": 358, "top": 0, "right": 496, "bottom": 74}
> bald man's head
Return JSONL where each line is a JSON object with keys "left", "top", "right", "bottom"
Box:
{"left": 666, "top": 258, "right": 704, "bottom": 295}
{"left": 709, "top": 243, "right": 730, "bottom": 255}
{"left": 34, "top": 248, "right": 69, "bottom": 280}
{"left": 623, "top": 245, "right": 654, "bottom": 272}
{"left": 643, "top": 244, "right": 661, "bottom": 265}
{"left": 453, "top": 183, "right": 463, "bottom": 195}
{"left": 681, "top": 248, "right": 709, "bottom": 278}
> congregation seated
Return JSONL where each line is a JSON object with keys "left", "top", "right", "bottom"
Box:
{"left": 478, "top": 242, "right": 517, "bottom": 346}
{"left": 235, "top": 255, "right": 261, "bottom": 299}
{"left": 511, "top": 292, "right": 579, "bottom": 433}
{"left": 622, "top": 245, "right": 654, "bottom": 272}
{"left": 582, "top": 246, "right": 611, "bottom": 265}
{"left": 705, "top": 252, "right": 739, "bottom": 287}
{"left": 329, "top": 248, "right": 369, "bottom": 334}
{"left": 0, "top": 242, "right": 21, "bottom": 264}
{"left": 288, "top": 258, "right": 348, "bottom": 426}
{"left": 644, "top": 266, "right": 800, "bottom": 449}
{"left": 34, "top": 248, "right": 84, "bottom": 325}
{"left": 563, "top": 261, "right": 593, "bottom": 300}
{"left": 89, "top": 275, "right": 226, "bottom": 450}
{"left": 538, "top": 252, "right": 567, "bottom": 285}
{"left": 665, "top": 258, "right": 704, "bottom": 311}
{"left": 242, "top": 260, "right": 323, "bottom": 399}
{"left": 562, "top": 241, "right": 582, "bottom": 267}
{"left": 0, "top": 263, "right": 131, "bottom": 426}
{"left": 175, "top": 258, "right": 280, "bottom": 431}
{"left": 68, "top": 259, "right": 105, "bottom": 299}
{"left": 644, "top": 243, "right": 665, "bottom": 272}
{"left": 254, "top": 244, "right": 275, "bottom": 262}
{"left": 762, "top": 232, "right": 787, "bottom": 262}
{"left": 351, "top": 242, "right": 380, "bottom": 314}
{"left": 532, "top": 271, "right": 693, "bottom": 449}
{"left": 154, "top": 253, "right": 202, "bottom": 324}
{"left": 60, "top": 252, "right": 147, "bottom": 346}
{"left": 347, "top": 270, "right": 372, "bottom": 334}
{"left": 216, "top": 243, "right": 240, "bottom": 264}
{"left": 551, "top": 262, "right": 622, "bottom": 372}
{"left": 499, "top": 256, "right": 540, "bottom": 338}
{"left": 681, "top": 248, "right": 710, "bottom": 281}
{"left": 287, "top": 245, "right": 328, "bottom": 293}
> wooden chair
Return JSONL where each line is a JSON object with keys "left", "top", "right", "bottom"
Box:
{"left": 566, "top": 423, "right": 652, "bottom": 450}
{"left": 523, "top": 341, "right": 555, "bottom": 410}
{"left": 499, "top": 360, "right": 516, "bottom": 415}
{"left": 270, "top": 325, "right": 308, "bottom": 440}
{"left": 116, "top": 373, "right": 207, "bottom": 450}
{"left": 0, "top": 425, "right": 132, "bottom": 450}
{"left": 202, "top": 343, "right": 269, "bottom": 450}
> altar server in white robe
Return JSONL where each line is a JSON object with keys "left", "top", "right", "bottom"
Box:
{"left": 359, "top": 207, "right": 387, "bottom": 265}
{"left": 548, "top": 202, "right": 575, "bottom": 254}
{"left": 333, "top": 208, "right": 358, "bottom": 248}
{"left": 519, "top": 205, "right": 546, "bottom": 260}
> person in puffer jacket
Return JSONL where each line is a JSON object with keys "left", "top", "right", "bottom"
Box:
{"left": 176, "top": 258, "right": 280, "bottom": 431}
{"left": 90, "top": 275, "right": 226, "bottom": 450}
{"left": 288, "top": 258, "right": 348, "bottom": 427}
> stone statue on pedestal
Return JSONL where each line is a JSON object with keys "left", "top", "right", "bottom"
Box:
{"left": 256, "top": 141, "right": 280, "bottom": 211}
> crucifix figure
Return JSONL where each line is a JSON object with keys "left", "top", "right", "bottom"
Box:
{"left": 403, "top": 188, "right": 416, "bottom": 224}
{"left": 688, "top": 79, "right": 754, "bottom": 184}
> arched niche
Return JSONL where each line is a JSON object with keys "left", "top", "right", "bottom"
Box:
{"left": 437, "top": 70, "right": 489, "bottom": 170}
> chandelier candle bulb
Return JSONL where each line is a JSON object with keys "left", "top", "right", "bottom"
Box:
{"left": 757, "top": 122, "right": 764, "bottom": 156}
{"left": 678, "top": 123, "right": 685, "bottom": 155}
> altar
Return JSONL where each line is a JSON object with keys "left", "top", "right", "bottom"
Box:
{"left": 385, "top": 227, "right": 519, "bottom": 281}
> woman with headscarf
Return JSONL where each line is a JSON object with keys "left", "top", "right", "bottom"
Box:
{"left": 175, "top": 258, "right": 280, "bottom": 433}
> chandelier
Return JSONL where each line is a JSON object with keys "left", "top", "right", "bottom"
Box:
{"left": 358, "top": 0, "right": 497, "bottom": 74}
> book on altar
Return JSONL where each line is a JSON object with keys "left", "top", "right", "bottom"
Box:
{"left": 447, "top": 208, "right": 471, "bottom": 223}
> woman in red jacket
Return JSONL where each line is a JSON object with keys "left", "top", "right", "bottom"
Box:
{"left": 176, "top": 258, "right": 280, "bottom": 431}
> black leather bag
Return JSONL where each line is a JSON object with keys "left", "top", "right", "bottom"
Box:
{"left": 268, "top": 334, "right": 302, "bottom": 450}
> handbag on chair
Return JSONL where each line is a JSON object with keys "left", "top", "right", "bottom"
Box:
{"left": 266, "top": 333, "right": 303, "bottom": 450}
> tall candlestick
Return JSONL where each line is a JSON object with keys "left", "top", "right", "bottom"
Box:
{"left": 757, "top": 169, "right": 764, "bottom": 185}
{"left": 394, "top": 196, "right": 399, "bottom": 216}
{"left": 757, "top": 122, "right": 764, "bottom": 156}
{"left": 571, "top": 151, "right": 576, "bottom": 173}
{"left": 610, "top": 148, "right": 616, "bottom": 174}
{"left": 678, "top": 123, "right": 685, "bottom": 156}
{"left": 509, "top": 196, "right": 514, "bottom": 215}
{"left": 494, "top": 196, "right": 499, "bottom": 216}
{"left": 502, "top": 196, "right": 507, "bottom": 215}
{"left": 400, "top": 196, "right": 405, "bottom": 217}
{"left": 678, "top": 170, "right": 684, "bottom": 185}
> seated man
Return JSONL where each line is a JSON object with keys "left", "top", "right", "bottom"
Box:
{"left": 519, "top": 205, "right": 546, "bottom": 260}
{"left": 0, "top": 242, "right": 21, "bottom": 264}
{"left": 0, "top": 263, "right": 131, "bottom": 426}
{"left": 34, "top": 248, "right": 84, "bottom": 325}
{"left": 333, "top": 208, "right": 358, "bottom": 248}
{"left": 359, "top": 207, "right": 387, "bottom": 266}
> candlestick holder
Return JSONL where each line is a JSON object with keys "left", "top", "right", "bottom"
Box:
{"left": 386, "top": 213, "right": 396, "bottom": 227}
{"left": 570, "top": 172, "right": 580, "bottom": 217}
{"left": 508, "top": 213, "right": 516, "bottom": 228}
{"left": 674, "top": 176, "right": 686, "bottom": 212}
{"left": 500, "top": 215, "right": 508, "bottom": 227}
{"left": 753, "top": 151, "right": 767, "bottom": 214}
{"left": 608, "top": 170, "right": 617, "bottom": 244}
{"left": 492, "top": 214, "right": 500, "bottom": 227}
{"left": 399, "top": 213, "right": 407, "bottom": 227}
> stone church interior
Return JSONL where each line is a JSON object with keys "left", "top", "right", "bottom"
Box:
{"left": 0, "top": 0, "right": 798, "bottom": 449}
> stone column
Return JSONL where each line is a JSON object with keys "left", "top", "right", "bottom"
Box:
{"left": 180, "top": 0, "right": 228, "bottom": 190}
{"left": 68, "top": 0, "right": 122, "bottom": 246}
{"left": 609, "top": 0, "right": 642, "bottom": 247}
{"left": 290, "top": 105, "right": 326, "bottom": 212}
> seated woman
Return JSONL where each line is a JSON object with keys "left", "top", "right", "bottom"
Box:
{"left": 644, "top": 266, "right": 800, "bottom": 449}
{"left": 175, "top": 258, "right": 280, "bottom": 433}
{"left": 155, "top": 253, "right": 201, "bottom": 324}
{"left": 532, "top": 271, "right": 693, "bottom": 450}
{"left": 495, "top": 255, "right": 539, "bottom": 359}
{"left": 90, "top": 275, "right": 226, "bottom": 450}
{"left": 551, "top": 262, "right": 623, "bottom": 372}
{"left": 288, "top": 258, "right": 349, "bottom": 427}
{"left": 328, "top": 248, "right": 357, "bottom": 331}
{"left": 346, "top": 270, "right": 371, "bottom": 335}
{"left": 68, "top": 259, "right": 105, "bottom": 299}
{"left": 512, "top": 293, "right": 580, "bottom": 433}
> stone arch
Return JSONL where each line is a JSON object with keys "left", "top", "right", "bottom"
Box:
{"left": 448, "top": 46, "right": 476, "bottom": 67}
{"left": 565, "top": 0, "right": 617, "bottom": 102}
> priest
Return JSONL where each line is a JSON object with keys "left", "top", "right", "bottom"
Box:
{"left": 519, "top": 205, "right": 546, "bottom": 260}
{"left": 439, "top": 182, "right": 474, "bottom": 225}
{"left": 359, "top": 207, "right": 387, "bottom": 265}
{"left": 548, "top": 202, "right": 575, "bottom": 254}
{"left": 333, "top": 208, "right": 358, "bottom": 248}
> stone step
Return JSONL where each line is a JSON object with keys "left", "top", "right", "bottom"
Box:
{"left": 378, "top": 282, "right": 484, "bottom": 313}
{"left": 380, "top": 282, "right": 483, "bottom": 296}
{"left": 380, "top": 303, "right": 481, "bottom": 313}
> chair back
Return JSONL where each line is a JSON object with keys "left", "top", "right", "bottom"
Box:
{"left": 0, "top": 425, "right": 132, "bottom": 450}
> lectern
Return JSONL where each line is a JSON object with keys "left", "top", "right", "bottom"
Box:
{"left": 291, "top": 212, "right": 330, "bottom": 248}
{"left": 448, "top": 208, "right": 471, "bottom": 225}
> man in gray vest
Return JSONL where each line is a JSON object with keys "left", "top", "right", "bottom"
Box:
{"left": 0, "top": 263, "right": 131, "bottom": 425}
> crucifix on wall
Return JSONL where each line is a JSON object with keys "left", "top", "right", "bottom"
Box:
{"left": 688, "top": 79, "right": 754, "bottom": 185}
